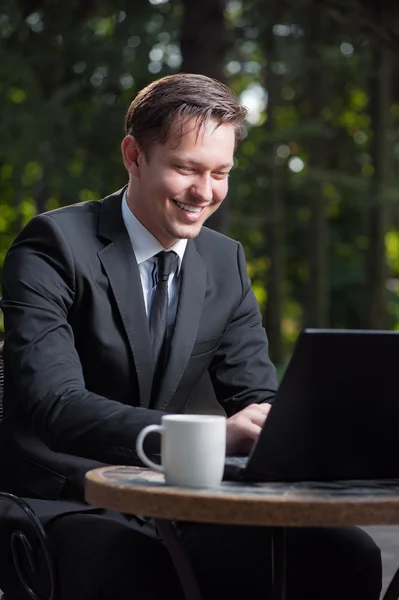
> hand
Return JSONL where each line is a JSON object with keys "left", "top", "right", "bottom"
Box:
{"left": 226, "top": 403, "right": 272, "bottom": 455}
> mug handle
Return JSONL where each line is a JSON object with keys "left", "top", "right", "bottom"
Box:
{"left": 136, "top": 424, "right": 165, "bottom": 472}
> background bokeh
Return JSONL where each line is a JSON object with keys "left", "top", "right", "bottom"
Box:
{"left": 1, "top": 0, "right": 399, "bottom": 368}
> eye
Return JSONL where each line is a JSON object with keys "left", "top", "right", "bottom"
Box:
{"left": 213, "top": 171, "right": 230, "bottom": 179}
{"left": 176, "top": 166, "right": 194, "bottom": 174}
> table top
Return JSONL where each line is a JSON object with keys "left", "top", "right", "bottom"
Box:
{"left": 85, "top": 466, "right": 399, "bottom": 527}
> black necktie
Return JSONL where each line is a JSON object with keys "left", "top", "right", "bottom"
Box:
{"left": 149, "top": 251, "right": 177, "bottom": 373}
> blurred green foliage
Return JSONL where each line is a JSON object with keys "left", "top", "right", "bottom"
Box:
{"left": 1, "top": 0, "right": 399, "bottom": 366}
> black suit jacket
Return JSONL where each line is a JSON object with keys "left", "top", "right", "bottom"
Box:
{"left": 0, "top": 189, "right": 277, "bottom": 505}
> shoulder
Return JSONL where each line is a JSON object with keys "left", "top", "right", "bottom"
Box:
{"left": 193, "top": 227, "right": 248, "bottom": 279}
{"left": 16, "top": 190, "right": 123, "bottom": 245}
{"left": 36, "top": 188, "right": 122, "bottom": 228}
{"left": 194, "top": 226, "right": 241, "bottom": 255}
{"left": 44, "top": 200, "right": 101, "bottom": 220}
{"left": 5, "top": 190, "right": 124, "bottom": 266}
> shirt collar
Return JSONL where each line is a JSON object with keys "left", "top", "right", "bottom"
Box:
{"left": 121, "top": 190, "right": 187, "bottom": 273}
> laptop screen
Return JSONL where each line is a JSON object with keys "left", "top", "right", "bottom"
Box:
{"left": 244, "top": 329, "right": 399, "bottom": 482}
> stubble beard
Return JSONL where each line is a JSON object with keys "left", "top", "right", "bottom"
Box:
{"left": 165, "top": 221, "right": 203, "bottom": 241}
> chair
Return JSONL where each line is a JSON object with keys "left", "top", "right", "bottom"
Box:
{"left": 0, "top": 341, "right": 56, "bottom": 600}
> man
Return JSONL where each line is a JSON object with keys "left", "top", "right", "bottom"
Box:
{"left": 0, "top": 73, "right": 381, "bottom": 599}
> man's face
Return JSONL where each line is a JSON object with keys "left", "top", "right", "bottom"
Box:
{"left": 123, "top": 118, "right": 235, "bottom": 248}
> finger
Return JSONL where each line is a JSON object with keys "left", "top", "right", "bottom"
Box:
{"left": 242, "top": 405, "right": 270, "bottom": 426}
{"left": 257, "top": 402, "right": 272, "bottom": 415}
{"left": 247, "top": 412, "right": 266, "bottom": 428}
{"left": 243, "top": 421, "right": 263, "bottom": 440}
{"left": 246, "top": 402, "right": 272, "bottom": 416}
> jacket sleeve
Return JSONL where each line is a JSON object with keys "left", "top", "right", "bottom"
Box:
{"left": 1, "top": 214, "right": 163, "bottom": 464}
{"left": 208, "top": 242, "right": 278, "bottom": 416}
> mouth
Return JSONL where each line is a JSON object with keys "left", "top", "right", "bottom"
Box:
{"left": 173, "top": 200, "right": 205, "bottom": 214}
{"left": 172, "top": 199, "right": 209, "bottom": 220}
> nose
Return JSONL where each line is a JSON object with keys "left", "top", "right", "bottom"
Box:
{"left": 190, "top": 174, "right": 213, "bottom": 203}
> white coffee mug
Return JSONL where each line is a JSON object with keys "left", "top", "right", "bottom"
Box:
{"left": 136, "top": 414, "right": 226, "bottom": 488}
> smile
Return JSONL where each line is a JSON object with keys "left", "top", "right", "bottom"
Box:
{"left": 173, "top": 200, "right": 203, "bottom": 214}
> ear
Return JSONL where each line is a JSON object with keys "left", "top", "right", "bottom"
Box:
{"left": 121, "top": 135, "right": 143, "bottom": 177}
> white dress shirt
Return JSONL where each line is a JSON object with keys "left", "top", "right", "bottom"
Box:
{"left": 121, "top": 191, "right": 187, "bottom": 340}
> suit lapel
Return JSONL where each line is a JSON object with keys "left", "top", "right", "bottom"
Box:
{"left": 97, "top": 191, "right": 153, "bottom": 408}
{"left": 153, "top": 240, "right": 207, "bottom": 411}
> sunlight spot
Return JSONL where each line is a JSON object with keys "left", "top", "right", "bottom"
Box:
{"left": 340, "top": 42, "right": 354, "bottom": 56}
{"left": 288, "top": 157, "right": 304, "bottom": 173}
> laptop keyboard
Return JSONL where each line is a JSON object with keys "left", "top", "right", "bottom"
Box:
{"left": 225, "top": 455, "right": 249, "bottom": 468}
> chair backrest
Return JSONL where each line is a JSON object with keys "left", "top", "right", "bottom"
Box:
{"left": 0, "top": 341, "right": 4, "bottom": 422}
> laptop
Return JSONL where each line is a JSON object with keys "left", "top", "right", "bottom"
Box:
{"left": 224, "top": 328, "right": 399, "bottom": 483}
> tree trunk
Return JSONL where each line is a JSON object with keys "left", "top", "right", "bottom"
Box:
{"left": 366, "top": 44, "right": 392, "bottom": 329}
{"left": 180, "top": 0, "right": 226, "bottom": 82}
{"left": 179, "top": 0, "right": 228, "bottom": 233}
{"left": 34, "top": 181, "right": 48, "bottom": 215}
{"left": 14, "top": 168, "right": 24, "bottom": 232}
{"left": 263, "top": 161, "right": 285, "bottom": 365}
{"left": 303, "top": 9, "right": 329, "bottom": 328}
{"left": 261, "top": 0, "right": 286, "bottom": 366}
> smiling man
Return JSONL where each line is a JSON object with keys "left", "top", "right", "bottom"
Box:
{"left": 0, "top": 74, "right": 381, "bottom": 599}
{"left": 123, "top": 117, "right": 235, "bottom": 246}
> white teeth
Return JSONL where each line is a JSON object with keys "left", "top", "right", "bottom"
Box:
{"left": 175, "top": 200, "right": 202, "bottom": 214}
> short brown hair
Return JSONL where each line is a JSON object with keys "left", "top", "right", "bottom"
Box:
{"left": 124, "top": 73, "right": 247, "bottom": 153}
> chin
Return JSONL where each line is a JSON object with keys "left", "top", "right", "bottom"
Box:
{"left": 178, "top": 225, "right": 203, "bottom": 240}
{"left": 166, "top": 222, "right": 203, "bottom": 241}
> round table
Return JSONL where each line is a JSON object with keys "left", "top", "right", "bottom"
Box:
{"left": 85, "top": 466, "right": 399, "bottom": 600}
